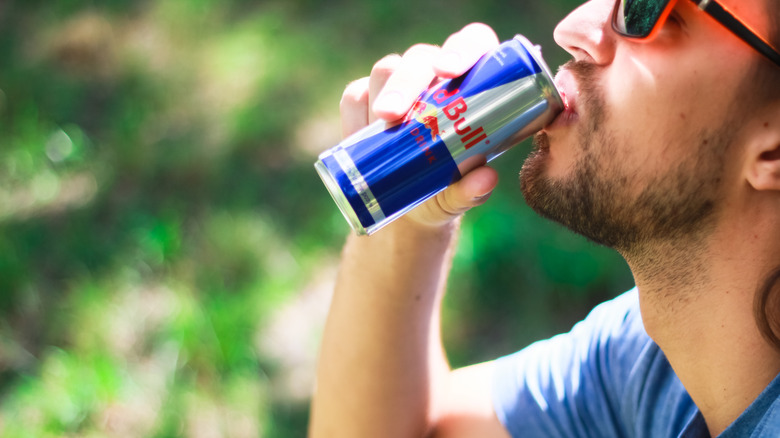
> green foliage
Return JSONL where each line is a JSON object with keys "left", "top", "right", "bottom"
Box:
{"left": 0, "top": 0, "right": 631, "bottom": 435}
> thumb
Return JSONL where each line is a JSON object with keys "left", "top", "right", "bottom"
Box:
{"left": 407, "top": 166, "right": 499, "bottom": 228}
{"left": 446, "top": 165, "right": 499, "bottom": 209}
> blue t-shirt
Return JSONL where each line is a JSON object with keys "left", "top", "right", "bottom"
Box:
{"left": 491, "top": 288, "right": 780, "bottom": 437}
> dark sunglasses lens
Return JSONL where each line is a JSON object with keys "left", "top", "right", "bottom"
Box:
{"left": 615, "top": 0, "right": 671, "bottom": 37}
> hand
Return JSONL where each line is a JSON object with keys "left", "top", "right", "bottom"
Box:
{"left": 339, "top": 23, "right": 501, "bottom": 231}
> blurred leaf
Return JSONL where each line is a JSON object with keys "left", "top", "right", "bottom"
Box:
{"left": 0, "top": 1, "right": 630, "bottom": 436}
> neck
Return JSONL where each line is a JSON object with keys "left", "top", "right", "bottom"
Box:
{"left": 624, "top": 217, "right": 780, "bottom": 436}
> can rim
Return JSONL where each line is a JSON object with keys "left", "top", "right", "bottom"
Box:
{"left": 315, "top": 159, "right": 368, "bottom": 235}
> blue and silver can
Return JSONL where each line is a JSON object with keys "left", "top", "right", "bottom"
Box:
{"left": 315, "top": 34, "right": 564, "bottom": 235}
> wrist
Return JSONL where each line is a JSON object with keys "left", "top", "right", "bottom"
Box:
{"left": 382, "top": 214, "right": 462, "bottom": 242}
{"left": 344, "top": 213, "right": 461, "bottom": 270}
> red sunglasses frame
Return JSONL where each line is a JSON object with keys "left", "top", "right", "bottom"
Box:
{"left": 612, "top": 0, "right": 780, "bottom": 67}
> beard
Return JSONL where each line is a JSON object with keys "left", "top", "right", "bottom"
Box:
{"left": 519, "top": 61, "right": 727, "bottom": 256}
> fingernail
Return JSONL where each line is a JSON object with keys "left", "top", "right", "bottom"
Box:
{"left": 436, "top": 50, "right": 463, "bottom": 73}
{"left": 373, "top": 91, "right": 404, "bottom": 115}
{"left": 472, "top": 191, "right": 493, "bottom": 202}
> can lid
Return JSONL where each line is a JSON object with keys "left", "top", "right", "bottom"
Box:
{"left": 314, "top": 159, "right": 368, "bottom": 235}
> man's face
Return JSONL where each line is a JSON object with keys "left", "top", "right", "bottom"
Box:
{"left": 520, "top": 0, "right": 771, "bottom": 254}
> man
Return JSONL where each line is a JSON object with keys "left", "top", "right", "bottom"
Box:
{"left": 309, "top": 0, "right": 780, "bottom": 436}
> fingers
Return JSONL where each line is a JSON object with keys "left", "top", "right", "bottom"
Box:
{"left": 407, "top": 166, "right": 499, "bottom": 228}
{"left": 370, "top": 23, "right": 500, "bottom": 122}
{"left": 337, "top": 23, "right": 502, "bottom": 229}
{"left": 341, "top": 23, "right": 500, "bottom": 133}
{"left": 340, "top": 77, "right": 370, "bottom": 138}
{"left": 371, "top": 44, "right": 438, "bottom": 122}
{"left": 434, "top": 23, "right": 500, "bottom": 78}
{"left": 440, "top": 166, "right": 499, "bottom": 214}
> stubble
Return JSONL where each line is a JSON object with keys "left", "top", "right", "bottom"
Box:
{"left": 519, "top": 61, "right": 730, "bottom": 282}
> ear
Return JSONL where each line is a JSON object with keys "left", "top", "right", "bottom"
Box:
{"left": 745, "top": 113, "right": 780, "bottom": 192}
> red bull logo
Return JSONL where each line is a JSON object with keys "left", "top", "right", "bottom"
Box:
{"left": 441, "top": 96, "right": 488, "bottom": 150}
{"left": 408, "top": 100, "right": 440, "bottom": 164}
{"left": 410, "top": 101, "right": 441, "bottom": 142}
{"left": 408, "top": 88, "right": 489, "bottom": 165}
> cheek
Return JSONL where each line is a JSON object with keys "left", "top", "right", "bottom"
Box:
{"left": 601, "top": 55, "right": 715, "bottom": 171}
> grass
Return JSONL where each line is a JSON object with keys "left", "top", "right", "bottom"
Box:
{"left": 0, "top": 0, "right": 632, "bottom": 435}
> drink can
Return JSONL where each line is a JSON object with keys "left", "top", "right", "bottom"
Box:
{"left": 315, "top": 34, "right": 563, "bottom": 235}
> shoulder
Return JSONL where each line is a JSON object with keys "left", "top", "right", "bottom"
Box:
{"left": 573, "top": 287, "right": 644, "bottom": 345}
{"left": 750, "top": 397, "right": 780, "bottom": 437}
{"left": 721, "top": 372, "right": 780, "bottom": 437}
{"left": 497, "top": 288, "right": 649, "bottom": 378}
{"left": 492, "top": 288, "right": 696, "bottom": 437}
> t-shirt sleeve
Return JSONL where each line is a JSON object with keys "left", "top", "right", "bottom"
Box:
{"left": 491, "top": 289, "right": 656, "bottom": 438}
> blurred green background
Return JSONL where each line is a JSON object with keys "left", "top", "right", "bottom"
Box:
{"left": 0, "top": 0, "right": 634, "bottom": 436}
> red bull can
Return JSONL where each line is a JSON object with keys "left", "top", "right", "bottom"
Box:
{"left": 315, "top": 35, "right": 563, "bottom": 235}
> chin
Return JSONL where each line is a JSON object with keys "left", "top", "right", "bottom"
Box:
{"left": 519, "top": 132, "right": 551, "bottom": 196}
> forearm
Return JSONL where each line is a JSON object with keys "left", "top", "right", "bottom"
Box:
{"left": 310, "top": 23, "right": 503, "bottom": 437}
{"left": 310, "top": 218, "right": 460, "bottom": 438}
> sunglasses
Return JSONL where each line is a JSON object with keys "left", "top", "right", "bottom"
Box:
{"left": 612, "top": 0, "right": 780, "bottom": 68}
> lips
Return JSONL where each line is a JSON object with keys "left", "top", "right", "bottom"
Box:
{"left": 546, "top": 67, "right": 579, "bottom": 129}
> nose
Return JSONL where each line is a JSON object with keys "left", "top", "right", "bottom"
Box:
{"left": 554, "top": 0, "right": 618, "bottom": 65}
